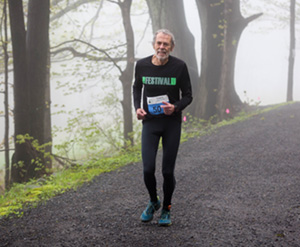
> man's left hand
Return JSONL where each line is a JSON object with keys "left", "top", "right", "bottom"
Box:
{"left": 161, "top": 101, "right": 175, "bottom": 115}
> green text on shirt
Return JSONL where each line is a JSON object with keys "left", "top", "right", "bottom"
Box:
{"left": 142, "top": 77, "right": 176, "bottom": 86}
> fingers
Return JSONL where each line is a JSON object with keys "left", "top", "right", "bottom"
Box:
{"left": 161, "top": 102, "right": 175, "bottom": 115}
{"left": 161, "top": 101, "right": 172, "bottom": 109}
{"left": 136, "top": 108, "right": 147, "bottom": 120}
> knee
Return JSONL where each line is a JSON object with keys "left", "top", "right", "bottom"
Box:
{"left": 143, "top": 163, "right": 155, "bottom": 177}
{"left": 162, "top": 170, "right": 174, "bottom": 180}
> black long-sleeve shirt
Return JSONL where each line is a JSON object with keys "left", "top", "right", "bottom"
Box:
{"left": 133, "top": 55, "right": 193, "bottom": 121}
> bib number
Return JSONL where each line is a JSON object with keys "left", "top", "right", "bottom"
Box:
{"left": 147, "top": 95, "right": 169, "bottom": 115}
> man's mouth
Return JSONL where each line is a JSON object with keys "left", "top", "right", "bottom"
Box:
{"left": 157, "top": 49, "right": 166, "bottom": 54}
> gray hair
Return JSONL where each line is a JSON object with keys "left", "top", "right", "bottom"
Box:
{"left": 153, "top": 29, "right": 175, "bottom": 47}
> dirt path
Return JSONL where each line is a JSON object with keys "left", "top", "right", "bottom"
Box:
{"left": 1, "top": 103, "right": 300, "bottom": 247}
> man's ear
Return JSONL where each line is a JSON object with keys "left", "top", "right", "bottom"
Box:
{"left": 170, "top": 45, "right": 175, "bottom": 52}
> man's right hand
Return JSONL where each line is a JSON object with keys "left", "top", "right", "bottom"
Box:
{"left": 136, "top": 108, "right": 147, "bottom": 120}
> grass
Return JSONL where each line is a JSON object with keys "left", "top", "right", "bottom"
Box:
{"left": 0, "top": 149, "right": 141, "bottom": 218}
{"left": 0, "top": 102, "right": 291, "bottom": 218}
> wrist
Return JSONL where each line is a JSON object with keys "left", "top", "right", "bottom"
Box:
{"left": 173, "top": 104, "right": 178, "bottom": 112}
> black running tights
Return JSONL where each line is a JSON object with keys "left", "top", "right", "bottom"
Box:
{"left": 141, "top": 117, "right": 181, "bottom": 209}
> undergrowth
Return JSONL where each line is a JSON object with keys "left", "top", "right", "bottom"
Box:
{"left": 0, "top": 148, "right": 141, "bottom": 218}
{"left": 0, "top": 103, "right": 289, "bottom": 219}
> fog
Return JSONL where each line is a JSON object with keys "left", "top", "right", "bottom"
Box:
{"left": 0, "top": 0, "right": 299, "bottom": 167}
{"left": 185, "top": 1, "right": 300, "bottom": 105}
{"left": 48, "top": 0, "right": 300, "bottom": 114}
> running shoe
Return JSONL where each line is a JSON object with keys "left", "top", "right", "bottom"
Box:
{"left": 158, "top": 209, "right": 171, "bottom": 226}
{"left": 140, "top": 197, "right": 161, "bottom": 222}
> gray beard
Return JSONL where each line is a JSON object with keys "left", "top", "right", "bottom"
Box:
{"left": 155, "top": 52, "right": 169, "bottom": 61}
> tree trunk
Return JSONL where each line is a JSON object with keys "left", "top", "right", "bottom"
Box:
{"left": 8, "top": 0, "right": 31, "bottom": 183}
{"left": 195, "top": 0, "right": 224, "bottom": 119}
{"left": 3, "top": 0, "right": 10, "bottom": 189}
{"left": 118, "top": 0, "right": 134, "bottom": 146}
{"left": 44, "top": 49, "right": 52, "bottom": 171}
{"left": 9, "top": 0, "right": 51, "bottom": 183}
{"left": 287, "top": 0, "right": 295, "bottom": 102}
{"left": 145, "top": 0, "right": 199, "bottom": 115}
{"left": 217, "top": 0, "right": 247, "bottom": 119}
{"left": 196, "top": 0, "right": 262, "bottom": 120}
{"left": 26, "top": 0, "right": 50, "bottom": 177}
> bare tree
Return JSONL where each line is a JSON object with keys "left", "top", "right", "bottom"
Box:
{"left": 287, "top": 0, "right": 296, "bottom": 102}
{"left": 1, "top": 0, "right": 10, "bottom": 189}
{"left": 116, "top": 0, "right": 134, "bottom": 145}
{"left": 9, "top": 0, "right": 51, "bottom": 183}
{"left": 9, "top": 0, "right": 31, "bottom": 183}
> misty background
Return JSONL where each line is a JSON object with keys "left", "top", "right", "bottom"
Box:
{"left": 0, "top": 0, "right": 299, "bottom": 169}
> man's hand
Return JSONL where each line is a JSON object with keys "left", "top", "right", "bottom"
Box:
{"left": 136, "top": 108, "right": 147, "bottom": 120}
{"left": 161, "top": 101, "right": 175, "bottom": 115}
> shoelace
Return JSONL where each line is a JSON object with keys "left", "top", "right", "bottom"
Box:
{"left": 146, "top": 203, "right": 155, "bottom": 214}
{"left": 161, "top": 211, "right": 170, "bottom": 220}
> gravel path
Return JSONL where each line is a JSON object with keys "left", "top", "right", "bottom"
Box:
{"left": 1, "top": 103, "right": 300, "bottom": 247}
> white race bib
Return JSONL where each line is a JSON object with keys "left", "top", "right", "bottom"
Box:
{"left": 147, "top": 95, "right": 169, "bottom": 115}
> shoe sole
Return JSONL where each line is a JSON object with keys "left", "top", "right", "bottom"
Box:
{"left": 140, "top": 217, "right": 153, "bottom": 222}
{"left": 158, "top": 222, "right": 172, "bottom": 227}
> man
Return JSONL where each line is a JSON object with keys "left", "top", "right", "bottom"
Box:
{"left": 133, "top": 29, "right": 192, "bottom": 226}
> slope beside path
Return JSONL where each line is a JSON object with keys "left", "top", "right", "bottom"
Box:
{"left": 1, "top": 103, "right": 300, "bottom": 247}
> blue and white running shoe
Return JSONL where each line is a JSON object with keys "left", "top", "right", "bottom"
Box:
{"left": 140, "top": 197, "right": 161, "bottom": 222}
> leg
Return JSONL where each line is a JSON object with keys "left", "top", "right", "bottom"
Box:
{"left": 161, "top": 119, "right": 181, "bottom": 209}
{"left": 142, "top": 120, "right": 161, "bottom": 202}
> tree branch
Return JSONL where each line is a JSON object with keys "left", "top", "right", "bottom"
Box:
{"left": 51, "top": 46, "right": 127, "bottom": 63}
{"left": 50, "top": 0, "right": 99, "bottom": 22}
{"left": 52, "top": 154, "right": 77, "bottom": 167}
{"left": 79, "top": 0, "right": 104, "bottom": 42}
{"left": 51, "top": 39, "right": 127, "bottom": 51}
{"left": 106, "top": 0, "right": 119, "bottom": 5}
{"left": 51, "top": 0, "right": 64, "bottom": 6}
{"left": 245, "top": 13, "right": 263, "bottom": 25}
{"left": 0, "top": 149, "right": 14, "bottom": 152}
{"left": 51, "top": 39, "right": 124, "bottom": 73}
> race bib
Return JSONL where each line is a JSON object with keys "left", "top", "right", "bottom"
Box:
{"left": 147, "top": 95, "right": 169, "bottom": 115}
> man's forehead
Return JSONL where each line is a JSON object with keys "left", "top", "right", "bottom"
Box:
{"left": 156, "top": 32, "right": 172, "bottom": 41}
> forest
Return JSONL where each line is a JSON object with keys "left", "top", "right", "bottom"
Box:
{"left": 0, "top": 0, "right": 299, "bottom": 192}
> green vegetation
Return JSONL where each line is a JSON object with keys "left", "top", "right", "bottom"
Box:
{"left": 0, "top": 102, "right": 291, "bottom": 218}
{"left": 0, "top": 148, "right": 141, "bottom": 218}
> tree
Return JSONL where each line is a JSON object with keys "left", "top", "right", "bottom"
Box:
{"left": 287, "top": 0, "right": 296, "bottom": 102}
{"left": 1, "top": 0, "right": 10, "bottom": 189}
{"left": 145, "top": 0, "right": 199, "bottom": 114}
{"left": 116, "top": 0, "right": 134, "bottom": 145}
{"left": 195, "top": 0, "right": 262, "bottom": 120}
{"left": 9, "top": 0, "right": 51, "bottom": 183}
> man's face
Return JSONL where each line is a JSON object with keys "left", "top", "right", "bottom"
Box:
{"left": 153, "top": 32, "right": 174, "bottom": 61}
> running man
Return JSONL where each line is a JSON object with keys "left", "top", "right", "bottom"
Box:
{"left": 133, "top": 29, "right": 193, "bottom": 226}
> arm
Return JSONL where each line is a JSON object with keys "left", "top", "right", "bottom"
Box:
{"left": 132, "top": 62, "right": 147, "bottom": 120}
{"left": 174, "top": 63, "right": 193, "bottom": 111}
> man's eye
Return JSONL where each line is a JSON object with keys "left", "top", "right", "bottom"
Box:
{"left": 157, "top": 42, "right": 169, "bottom": 47}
